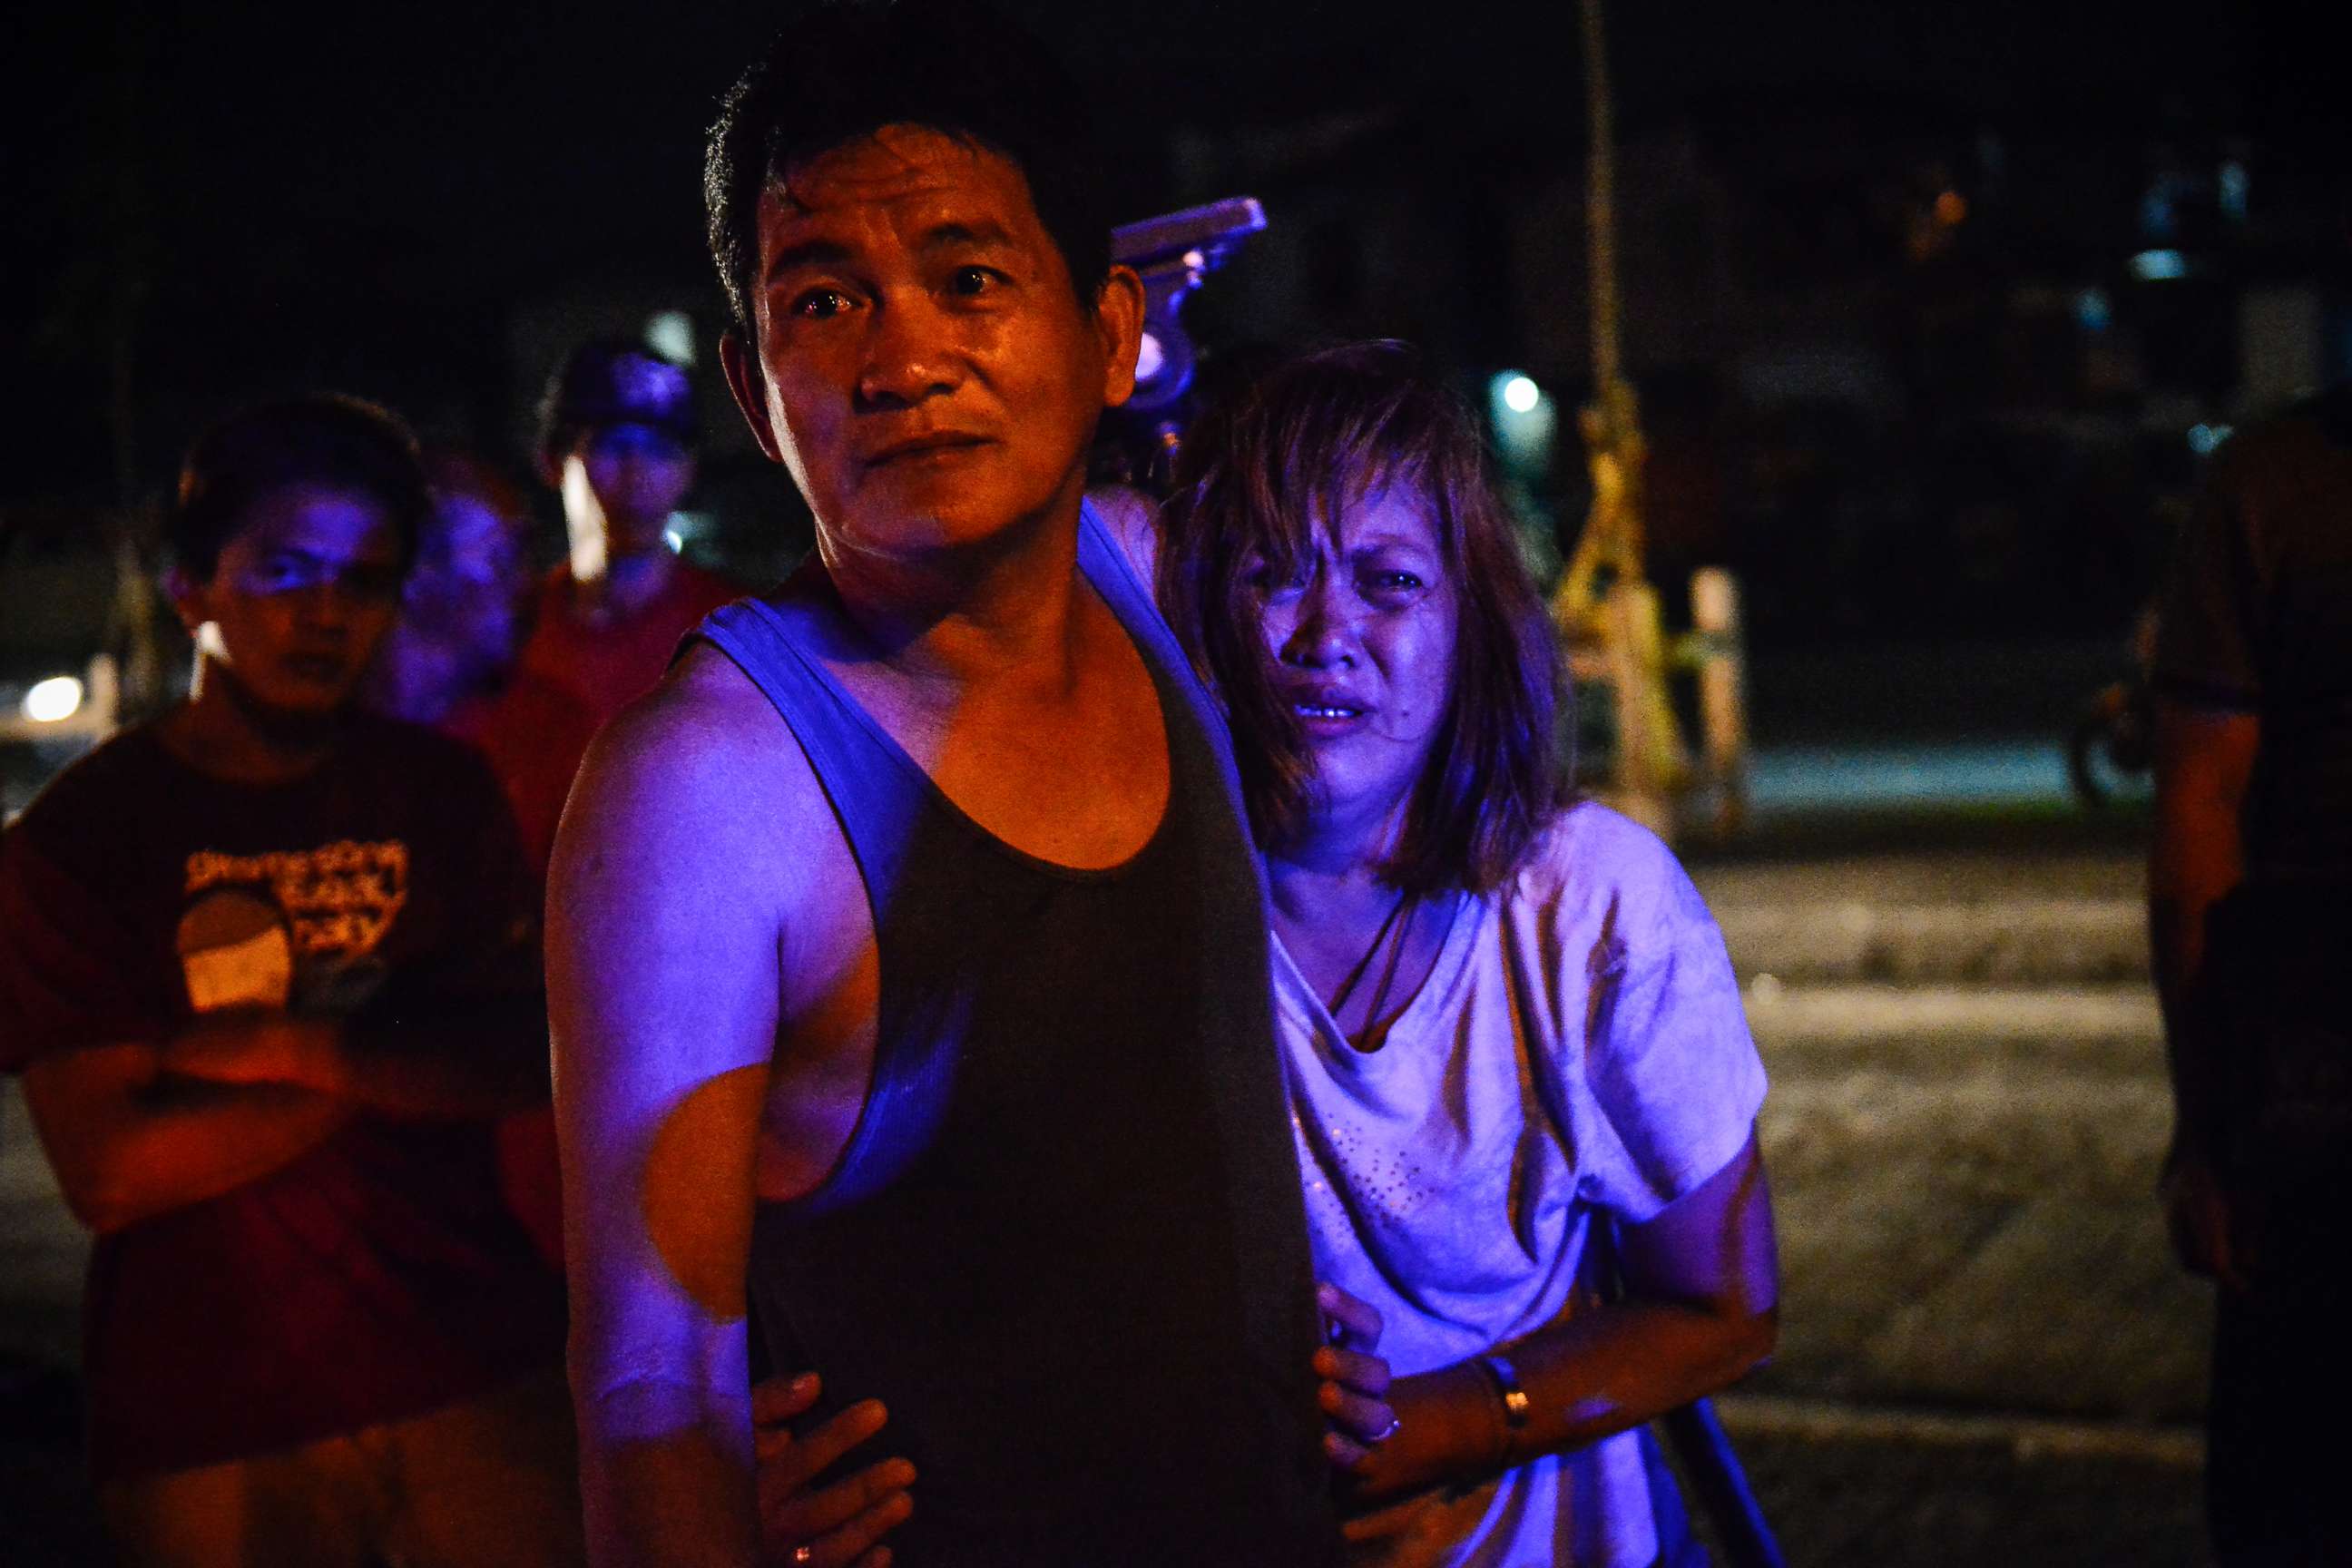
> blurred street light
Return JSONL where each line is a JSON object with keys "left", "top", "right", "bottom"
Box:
{"left": 23, "top": 675, "right": 84, "bottom": 724}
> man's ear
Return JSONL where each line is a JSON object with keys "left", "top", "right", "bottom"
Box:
{"left": 1094, "top": 265, "right": 1147, "bottom": 411}
{"left": 720, "top": 330, "right": 785, "bottom": 465}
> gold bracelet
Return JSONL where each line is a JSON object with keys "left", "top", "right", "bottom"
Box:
{"left": 1471, "top": 1353, "right": 1531, "bottom": 1469}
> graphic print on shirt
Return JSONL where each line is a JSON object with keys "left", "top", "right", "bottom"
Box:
{"left": 175, "top": 840, "right": 408, "bottom": 1014}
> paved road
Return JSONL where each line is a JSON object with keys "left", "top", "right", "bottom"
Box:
{"left": 0, "top": 843, "right": 2212, "bottom": 1565}
{"left": 0, "top": 1082, "right": 105, "bottom": 1566}
{"left": 1685, "top": 851, "right": 2214, "bottom": 1567}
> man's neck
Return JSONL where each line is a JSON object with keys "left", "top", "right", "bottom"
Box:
{"left": 160, "top": 658, "right": 347, "bottom": 785}
{"left": 819, "top": 492, "right": 1093, "bottom": 703}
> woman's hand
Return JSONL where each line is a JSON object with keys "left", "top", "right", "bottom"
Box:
{"left": 1315, "top": 1281, "right": 1398, "bottom": 1470}
{"left": 1337, "top": 1361, "right": 1504, "bottom": 1505}
{"left": 1351, "top": 1133, "right": 1781, "bottom": 1509}
{"left": 752, "top": 1372, "right": 915, "bottom": 1568}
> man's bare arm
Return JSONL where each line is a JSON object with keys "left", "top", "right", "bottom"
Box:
{"left": 2149, "top": 701, "right": 2259, "bottom": 1108}
{"left": 2148, "top": 698, "right": 2259, "bottom": 1283}
{"left": 551, "top": 652, "right": 799, "bottom": 1568}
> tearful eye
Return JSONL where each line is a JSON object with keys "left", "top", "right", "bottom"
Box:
{"left": 1243, "top": 560, "right": 1308, "bottom": 594}
{"left": 791, "top": 289, "right": 852, "bottom": 320}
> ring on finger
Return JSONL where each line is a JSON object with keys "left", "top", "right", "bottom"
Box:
{"left": 1372, "top": 1413, "right": 1402, "bottom": 1443}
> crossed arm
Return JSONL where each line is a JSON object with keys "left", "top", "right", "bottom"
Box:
{"left": 23, "top": 997, "right": 549, "bottom": 1236}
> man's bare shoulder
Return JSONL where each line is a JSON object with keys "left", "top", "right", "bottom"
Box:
{"left": 554, "top": 641, "right": 831, "bottom": 902}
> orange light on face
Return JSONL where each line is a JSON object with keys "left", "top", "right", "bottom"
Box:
{"left": 1935, "top": 191, "right": 1968, "bottom": 227}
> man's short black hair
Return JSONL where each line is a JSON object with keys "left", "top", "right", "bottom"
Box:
{"left": 169, "top": 395, "right": 430, "bottom": 581}
{"left": 703, "top": 0, "right": 1112, "bottom": 336}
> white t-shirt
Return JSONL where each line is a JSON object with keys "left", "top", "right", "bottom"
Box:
{"left": 1278, "top": 803, "right": 1768, "bottom": 1568}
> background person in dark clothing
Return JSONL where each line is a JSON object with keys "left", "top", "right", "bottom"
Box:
{"left": 2150, "top": 382, "right": 2352, "bottom": 1564}
{"left": 0, "top": 395, "right": 580, "bottom": 1567}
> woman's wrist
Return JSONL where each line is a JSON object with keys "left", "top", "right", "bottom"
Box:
{"left": 1410, "top": 1361, "right": 1514, "bottom": 1480}
{"left": 1465, "top": 1351, "right": 1530, "bottom": 1471}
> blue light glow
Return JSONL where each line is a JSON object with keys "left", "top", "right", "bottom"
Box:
{"left": 2129, "top": 250, "right": 2188, "bottom": 282}
{"left": 2219, "top": 162, "right": 2249, "bottom": 223}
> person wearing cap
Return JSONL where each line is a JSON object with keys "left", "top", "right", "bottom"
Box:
{"left": 448, "top": 342, "right": 739, "bottom": 885}
{"left": 521, "top": 338, "right": 741, "bottom": 744}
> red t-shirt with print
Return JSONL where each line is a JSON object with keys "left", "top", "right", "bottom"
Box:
{"left": 0, "top": 717, "right": 565, "bottom": 1479}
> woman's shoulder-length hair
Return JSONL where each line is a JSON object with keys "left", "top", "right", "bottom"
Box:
{"left": 1157, "top": 340, "right": 1569, "bottom": 896}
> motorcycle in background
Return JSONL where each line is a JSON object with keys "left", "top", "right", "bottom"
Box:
{"left": 2067, "top": 601, "right": 2159, "bottom": 808}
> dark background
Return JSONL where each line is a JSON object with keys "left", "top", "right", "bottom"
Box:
{"left": 2, "top": 10, "right": 2344, "bottom": 1561}
{"left": 3, "top": 0, "right": 2347, "bottom": 645}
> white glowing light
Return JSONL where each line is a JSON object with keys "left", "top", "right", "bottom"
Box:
{"left": 23, "top": 675, "right": 83, "bottom": 724}
{"left": 1488, "top": 372, "right": 1557, "bottom": 472}
{"left": 645, "top": 310, "right": 698, "bottom": 368}
{"left": 1134, "top": 331, "right": 1166, "bottom": 385}
{"left": 2130, "top": 249, "right": 2188, "bottom": 282}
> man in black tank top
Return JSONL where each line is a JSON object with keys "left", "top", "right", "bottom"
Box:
{"left": 546, "top": 5, "right": 1370, "bottom": 1564}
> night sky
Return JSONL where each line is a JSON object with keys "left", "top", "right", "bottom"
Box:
{"left": 0, "top": 0, "right": 2338, "bottom": 502}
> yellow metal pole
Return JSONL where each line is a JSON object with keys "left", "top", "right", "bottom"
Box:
{"left": 1558, "top": 0, "right": 1687, "bottom": 833}
{"left": 1583, "top": 0, "right": 1621, "bottom": 400}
